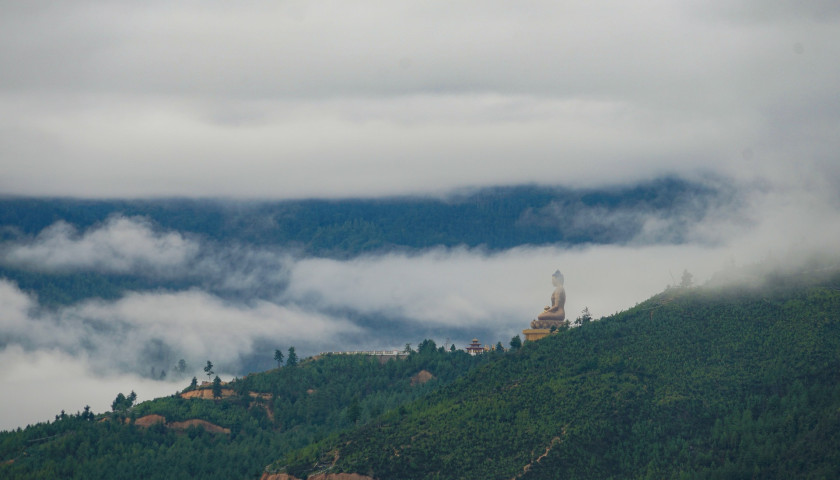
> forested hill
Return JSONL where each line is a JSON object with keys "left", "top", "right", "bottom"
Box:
{"left": 0, "top": 344, "right": 491, "bottom": 480}
{"left": 0, "top": 177, "right": 725, "bottom": 256}
{"left": 276, "top": 268, "right": 840, "bottom": 479}
{"left": 3, "top": 266, "right": 838, "bottom": 480}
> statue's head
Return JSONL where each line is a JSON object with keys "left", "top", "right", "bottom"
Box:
{"left": 552, "top": 270, "right": 564, "bottom": 285}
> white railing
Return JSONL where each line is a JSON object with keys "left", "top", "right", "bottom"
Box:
{"left": 320, "top": 350, "right": 408, "bottom": 356}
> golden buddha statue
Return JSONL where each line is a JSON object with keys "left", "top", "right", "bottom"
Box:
{"left": 531, "top": 270, "right": 566, "bottom": 329}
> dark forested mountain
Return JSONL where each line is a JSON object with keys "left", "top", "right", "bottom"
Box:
{"left": 0, "top": 177, "right": 732, "bottom": 310}
{"left": 275, "top": 268, "right": 840, "bottom": 479}
{"left": 0, "top": 177, "right": 727, "bottom": 256}
{"left": 2, "top": 266, "right": 839, "bottom": 479}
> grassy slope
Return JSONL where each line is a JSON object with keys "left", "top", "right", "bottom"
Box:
{"left": 278, "top": 272, "right": 840, "bottom": 479}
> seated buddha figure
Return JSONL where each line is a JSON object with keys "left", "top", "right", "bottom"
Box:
{"left": 531, "top": 270, "right": 566, "bottom": 328}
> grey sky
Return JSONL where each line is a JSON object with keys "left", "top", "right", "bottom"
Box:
{"left": 1, "top": 0, "right": 838, "bottom": 197}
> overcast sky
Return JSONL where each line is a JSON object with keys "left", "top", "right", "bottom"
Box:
{"left": 1, "top": 0, "right": 838, "bottom": 198}
{"left": 2, "top": 1, "right": 840, "bottom": 430}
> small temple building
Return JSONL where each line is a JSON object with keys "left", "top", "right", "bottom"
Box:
{"left": 523, "top": 269, "right": 569, "bottom": 341}
{"left": 465, "top": 338, "right": 484, "bottom": 355}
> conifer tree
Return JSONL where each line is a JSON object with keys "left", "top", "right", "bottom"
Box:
{"left": 212, "top": 376, "right": 222, "bottom": 399}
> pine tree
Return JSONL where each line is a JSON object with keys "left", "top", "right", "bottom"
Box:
{"left": 212, "top": 376, "right": 222, "bottom": 399}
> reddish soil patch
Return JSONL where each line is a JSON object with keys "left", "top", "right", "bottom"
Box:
{"left": 180, "top": 388, "right": 235, "bottom": 399}
{"left": 410, "top": 369, "right": 434, "bottom": 386}
{"left": 168, "top": 419, "right": 230, "bottom": 434}
{"left": 134, "top": 414, "right": 166, "bottom": 427}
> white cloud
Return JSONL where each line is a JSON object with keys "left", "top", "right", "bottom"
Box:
{"left": 0, "top": 279, "right": 359, "bottom": 378}
{"left": 70, "top": 289, "right": 360, "bottom": 370}
{"left": 285, "top": 244, "right": 724, "bottom": 333}
{"left": 2, "top": 216, "right": 198, "bottom": 274}
{"left": 0, "top": 346, "right": 183, "bottom": 432}
{"left": 283, "top": 179, "right": 840, "bottom": 335}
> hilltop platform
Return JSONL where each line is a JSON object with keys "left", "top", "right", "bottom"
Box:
{"left": 522, "top": 328, "right": 552, "bottom": 342}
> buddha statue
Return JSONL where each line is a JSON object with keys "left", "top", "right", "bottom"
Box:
{"left": 531, "top": 270, "right": 566, "bottom": 329}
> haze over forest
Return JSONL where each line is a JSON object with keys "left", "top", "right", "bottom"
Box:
{"left": 1, "top": 0, "right": 839, "bottom": 432}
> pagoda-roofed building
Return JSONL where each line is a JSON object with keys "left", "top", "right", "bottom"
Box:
{"left": 465, "top": 338, "right": 484, "bottom": 355}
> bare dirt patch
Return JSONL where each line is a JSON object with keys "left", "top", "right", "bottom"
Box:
{"left": 410, "top": 369, "right": 434, "bottom": 386}
{"left": 134, "top": 414, "right": 166, "bottom": 427}
{"left": 180, "top": 388, "right": 235, "bottom": 399}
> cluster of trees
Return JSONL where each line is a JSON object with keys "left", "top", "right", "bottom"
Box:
{"left": 276, "top": 271, "right": 840, "bottom": 479}
{"left": 273, "top": 347, "right": 298, "bottom": 367}
{"left": 110, "top": 391, "right": 136, "bottom": 417}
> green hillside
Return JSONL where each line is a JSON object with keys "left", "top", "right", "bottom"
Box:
{"left": 276, "top": 270, "right": 840, "bottom": 479}
{"left": 0, "top": 346, "right": 489, "bottom": 480}
{"left": 3, "top": 267, "right": 839, "bottom": 480}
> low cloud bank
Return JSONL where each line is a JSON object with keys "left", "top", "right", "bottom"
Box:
{"left": 0, "top": 279, "right": 360, "bottom": 378}
{"left": 0, "top": 346, "right": 184, "bottom": 432}
{"left": 2, "top": 216, "right": 198, "bottom": 275}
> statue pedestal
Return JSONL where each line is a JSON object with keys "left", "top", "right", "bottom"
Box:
{"left": 522, "top": 328, "right": 551, "bottom": 342}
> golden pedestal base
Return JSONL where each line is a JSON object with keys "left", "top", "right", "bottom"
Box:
{"left": 522, "top": 328, "right": 551, "bottom": 342}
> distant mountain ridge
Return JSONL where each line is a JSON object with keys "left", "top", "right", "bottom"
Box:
{"left": 0, "top": 176, "right": 730, "bottom": 256}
